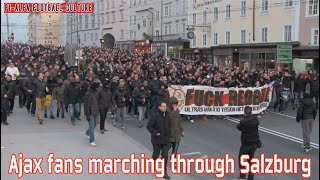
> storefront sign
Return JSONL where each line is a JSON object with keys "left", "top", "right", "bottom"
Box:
{"left": 239, "top": 48, "right": 277, "bottom": 53}
{"left": 169, "top": 84, "right": 273, "bottom": 115}
{"left": 193, "top": 0, "right": 222, "bottom": 9}
{"left": 277, "top": 45, "right": 292, "bottom": 63}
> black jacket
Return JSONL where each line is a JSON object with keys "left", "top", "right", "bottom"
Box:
{"left": 134, "top": 89, "right": 150, "bottom": 107}
{"left": 309, "top": 79, "right": 319, "bottom": 93}
{"left": 237, "top": 115, "right": 260, "bottom": 146}
{"left": 84, "top": 89, "right": 99, "bottom": 117}
{"left": 34, "top": 79, "right": 46, "bottom": 98}
{"left": 24, "top": 77, "right": 36, "bottom": 96}
{"left": 293, "top": 78, "right": 306, "bottom": 93}
{"left": 64, "top": 83, "right": 81, "bottom": 105}
{"left": 158, "top": 89, "right": 170, "bottom": 105}
{"left": 114, "top": 88, "right": 130, "bottom": 107}
{"left": 296, "top": 97, "right": 317, "bottom": 122}
{"left": 5, "top": 80, "right": 17, "bottom": 99}
{"left": 96, "top": 87, "right": 112, "bottom": 109}
{"left": 147, "top": 109, "right": 171, "bottom": 145}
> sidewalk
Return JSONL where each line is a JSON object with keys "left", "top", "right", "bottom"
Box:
{"left": 1, "top": 106, "right": 194, "bottom": 180}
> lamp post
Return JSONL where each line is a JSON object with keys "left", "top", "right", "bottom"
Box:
{"left": 100, "top": 39, "right": 104, "bottom": 48}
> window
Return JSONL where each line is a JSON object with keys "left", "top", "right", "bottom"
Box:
{"left": 79, "top": 15, "right": 83, "bottom": 29}
{"left": 120, "top": 29, "right": 124, "bottom": 39}
{"left": 193, "top": 35, "right": 197, "bottom": 47}
{"left": 176, "top": 22, "right": 179, "bottom": 33}
{"left": 182, "top": 23, "right": 186, "bottom": 33}
{"left": 112, "top": 0, "right": 115, "bottom": 8}
{"left": 203, "top": 11, "right": 208, "bottom": 24}
{"left": 106, "top": 13, "right": 110, "bottom": 24}
{"left": 183, "top": 1, "right": 186, "bottom": 13}
{"left": 143, "top": 20, "right": 146, "bottom": 27}
{"left": 214, "top": 7, "right": 219, "bottom": 21}
{"left": 226, "top": 31, "right": 231, "bottom": 44}
{"left": 261, "top": 27, "right": 268, "bottom": 42}
{"left": 261, "top": 0, "right": 269, "bottom": 13}
{"left": 91, "top": 14, "right": 95, "bottom": 28}
{"left": 169, "top": 25, "right": 172, "bottom": 34}
{"left": 311, "top": 28, "right": 319, "bottom": 46}
{"left": 84, "top": 34, "right": 86, "bottom": 41}
{"left": 95, "top": 33, "right": 98, "bottom": 40}
{"left": 134, "top": 15, "right": 136, "bottom": 24}
{"left": 165, "top": 26, "right": 168, "bottom": 35}
{"left": 101, "top": 0, "right": 104, "bottom": 11}
{"left": 130, "top": 31, "right": 133, "bottom": 39}
{"left": 307, "top": 0, "right": 319, "bottom": 16}
{"left": 203, "top": 33, "right": 207, "bottom": 46}
{"left": 284, "top": 0, "right": 293, "bottom": 8}
{"left": 164, "top": 5, "right": 171, "bottom": 16}
{"left": 284, "top": 25, "right": 292, "bottom": 41}
{"left": 120, "top": 0, "right": 124, "bottom": 6}
{"left": 129, "top": 16, "right": 132, "bottom": 25}
{"left": 226, "top": 4, "right": 231, "bottom": 19}
{"left": 156, "top": 30, "right": 160, "bottom": 38}
{"left": 48, "top": 15, "right": 51, "bottom": 19}
{"left": 91, "top": 33, "right": 93, "bottom": 41}
{"left": 213, "top": 33, "right": 218, "bottom": 45}
{"left": 120, "top": 10, "right": 124, "bottom": 21}
{"left": 112, "top": 11, "right": 115, "bottom": 22}
{"left": 241, "top": 0, "right": 247, "bottom": 16}
{"left": 106, "top": 0, "right": 109, "bottom": 9}
{"left": 134, "top": 31, "right": 136, "bottom": 38}
{"left": 156, "top": 11, "right": 160, "bottom": 19}
{"left": 101, "top": 15, "right": 104, "bottom": 25}
{"left": 192, "top": 14, "right": 196, "bottom": 24}
{"left": 241, "top": 30, "right": 246, "bottom": 43}
{"left": 48, "top": 23, "right": 52, "bottom": 26}
{"left": 85, "top": 15, "right": 89, "bottom": 29}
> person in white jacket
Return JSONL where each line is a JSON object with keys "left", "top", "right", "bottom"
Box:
{"left": 5, "top": 63, "right": 20, "bottom": 81}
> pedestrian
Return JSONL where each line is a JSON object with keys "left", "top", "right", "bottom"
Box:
{"left": 296, "top": 93, "right": 317, "bottom": 153}
{"left": 147, "top": 101, "right": 171, "bottom": 179}
{"left": 1, "top": 77, "right": 10, "bottom": 125}
{"left": 169, "top": 97, "right": 184, "bottom": 157}
{"left": 84, "top": 82, "right": 100, "bottom": 147}
{"left": 96, "top": 79, "right": 112, "bottom": 134}
{"left": 113, "top": 83, "right": 131, "bottom": 130}
{"left": 34, "top": 72, "right": 47, "bottom": 124}
{"left": 237, "top": 106, "right": 261, "bottom": 180}
{"left": 64, "top": 77, "right": 81, "bottom": 126}
{"left": 17, "top": 71, "right": 28, "bottom": 108}
{"left": 53, "top": 79, "right": 65, "bottom": 118}
{"left": 5, "top": 75, "right": 17, "bottom": 115}
{"left": 44, "top": 76, "right": 56, "bottom": 119}
{"left": 309, "top": 75, "right": 319, "bottom": 109}
{"left": 24, "top": 71, "right": 36, "bottom": 116}
{"left": 135, "top": 84, "right": 150, "bottom": 128}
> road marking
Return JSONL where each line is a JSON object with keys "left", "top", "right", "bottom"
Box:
{"left": 182, "top": 152, "right": 201, "bottom": 156}
{"left": 225, "top": 116, "right": 319, "bottom": 149}
{"left": 270, "top": 112, "right": 296, "bottom": 119}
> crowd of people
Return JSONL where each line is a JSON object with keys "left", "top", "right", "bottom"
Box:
{"left": 0, "top": 43, "right": 318, "bottom": 137}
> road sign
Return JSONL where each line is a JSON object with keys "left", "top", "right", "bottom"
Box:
{"left": 277, "top": 45, "right": 292, "bottom": 63}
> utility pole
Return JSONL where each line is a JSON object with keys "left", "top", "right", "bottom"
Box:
{"left": 6, "top": 14, "right": 10, "bottom": 42}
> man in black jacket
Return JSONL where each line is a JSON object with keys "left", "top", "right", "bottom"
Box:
{"left": 1, "top": 77, "right": 10, "bottom": 125}
{"left": 24, "top": 71, "right": 36, "bottom": 116}
{"left": 147, "top": 101, "right": 171, "bottom": 179}
{"left": 34, "top": 72, "right": 47, "bottom": 124}
{"left": 296, "top": 93, "right": 317, "bottom": 153}
{"left": 6, "top": 75, "right": 17, "bottom": 115}
{"left": 64, "top": 77, "right": 81, "bottom": 126}
{"left": 113, "top": 83, "right": 131, "bottom": 130}
{"left": 96, "top": 79, "right": 112, "bottom": 134}
{"left": 237, "top": 106, "right": 261, "bottom": 180}
{"left": 84, "top": 82, "right": 100, "bottom": 147}
{"left": 135, "top": 84, "right": 150, "bottom": 128}
{"left": 309, "top": 75, "right": 319, "bottom": 109}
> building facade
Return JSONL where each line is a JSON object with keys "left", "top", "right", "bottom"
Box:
{"left": 28, "top": 13, "right": 62, "bottom": 46}
{"left": 185, "top": 0, "right": 314, "bottom": 73}
{"left": 66, "top": 0, "right": 100, "bottom": 47}
{"left": 294, "top": 0, "right": 319, "bottom": 72}
{"left": 128, "top": 0, "right": 190, "bottom": 57}
{"left": 100, "top": 0, "right": 130, "bottom": 49}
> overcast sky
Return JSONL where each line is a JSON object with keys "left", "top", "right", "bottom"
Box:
{"left": 1, "top": 0, "right": 63, "bottom": 43}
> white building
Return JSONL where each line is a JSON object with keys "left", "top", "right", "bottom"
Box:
{"left": 100, "top": 0, "right": 130, "bottom": 49}
{"left": 66, "top": 0, "right": 100, "bottom": 47}
{"left": 128, "top": 0, "right": 190, "bottom": 57}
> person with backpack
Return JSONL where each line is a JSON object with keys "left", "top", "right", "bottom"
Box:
{"left": 296, "top": 93, "right": 317, "bottom": 153}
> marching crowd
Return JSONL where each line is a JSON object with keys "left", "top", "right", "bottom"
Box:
{"left": 1, "top": 43, "right": 318, "bottom": 179}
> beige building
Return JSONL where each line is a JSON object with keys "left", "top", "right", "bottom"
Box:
{"left": 185, "top": 0, "right": 303, "bottom": 73}
{"left": 28, "top": 13, "right": 62, "bottom": 46}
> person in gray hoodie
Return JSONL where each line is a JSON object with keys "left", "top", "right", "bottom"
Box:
{"left": 296, "top": 93, "right": 317, "bottom": 153}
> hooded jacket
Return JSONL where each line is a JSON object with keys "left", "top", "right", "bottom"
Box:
{"left": 296, "top": 95, "right": 317, "bottom": 122}
{"left": 237, "top": 115, "right": 260, "bottom": 146}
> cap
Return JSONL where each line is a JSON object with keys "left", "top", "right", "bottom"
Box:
{"left": 170, "top": 97, "right": 178, "bottom": 104}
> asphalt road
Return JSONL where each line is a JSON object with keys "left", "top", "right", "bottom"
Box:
{"left": 1, "top": 101, "right": 319, "bottom": 180}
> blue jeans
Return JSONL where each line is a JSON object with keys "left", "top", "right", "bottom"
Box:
{"left": 138, "top": 106, "right": 146, "bottom": 123}
{"left": 86, "top": 115, "right": 97, "bottom": 143}
{"left": 44, "top": 99, "right": 54, "bottom": 116}
{"left": 68, "top": 103, "right": 80, "bottom": 121}
{"left": 293, "top": 92, "right": 303, "bottom": 109}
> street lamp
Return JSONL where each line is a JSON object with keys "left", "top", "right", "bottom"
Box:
{"left": 100, "top": 39, "right": 104, "bottom": 48}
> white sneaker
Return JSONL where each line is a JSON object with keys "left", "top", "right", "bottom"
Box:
{"left": 90, "top": 142, "right": 97, "bottom": 147}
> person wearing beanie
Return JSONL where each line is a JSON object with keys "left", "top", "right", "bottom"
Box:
{"left": 296, "top": 93, "right": 317, "bottom": 153}
{"left": 84, "top": 81, "right": 100, "bottom": 147}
